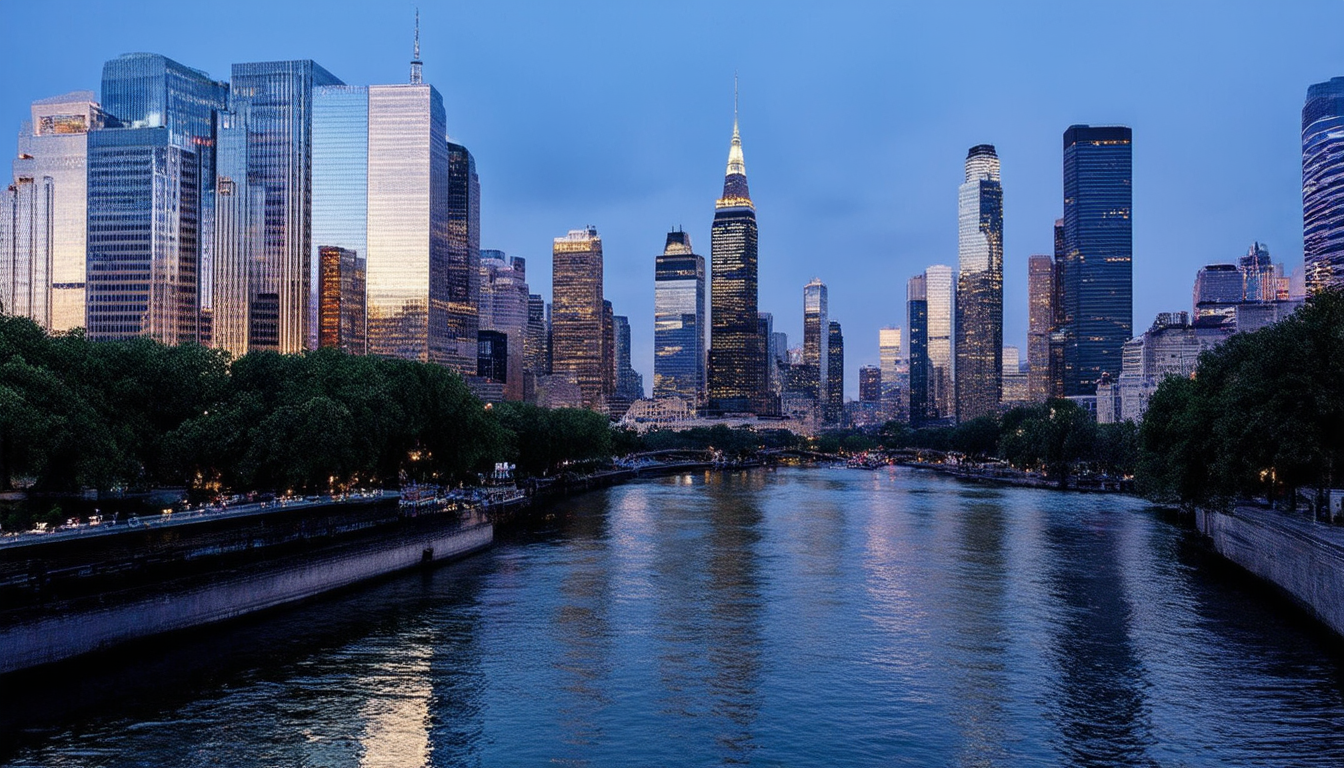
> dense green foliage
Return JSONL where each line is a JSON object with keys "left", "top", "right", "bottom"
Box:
{"left": 637, "top": 425, "right": 803, "bottom": 456}
{"left": 1139, "top": 290, "right": 1344, "bottom": 507}
{"left": 0, "top": 316, "right": 612, "bottom": 493}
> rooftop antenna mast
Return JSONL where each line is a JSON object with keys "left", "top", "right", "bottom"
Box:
{"left": 410, "top": 8, "right": 423, "bottom": 84}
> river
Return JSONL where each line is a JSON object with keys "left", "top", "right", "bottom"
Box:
{"left": 3, "top": 466, "right": 1344, "bottom": 766}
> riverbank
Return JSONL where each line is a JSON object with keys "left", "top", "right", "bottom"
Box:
{"left": 898, "top": 460, "right": 1133, "bottom": 493}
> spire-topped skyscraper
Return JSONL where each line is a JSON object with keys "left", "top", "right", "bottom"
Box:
{"left": 410, "top": 9, "right": 423, "bottom": 84}
{"left": 707, "top": 81, "right": 767, "bottom": 414}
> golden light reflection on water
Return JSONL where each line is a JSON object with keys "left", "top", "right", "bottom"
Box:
{"left": 357, "top": 645, "right": 433, "bottom": 768}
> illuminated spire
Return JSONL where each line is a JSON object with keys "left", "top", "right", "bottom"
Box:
{"left": 726, "top": 73, "right": 745, "bottom": 177}
{"left": 719, "top": 74, "right": 752, "bottom": 206}
{"left": 410, "top": 9, "right": 423, "bottom": 84}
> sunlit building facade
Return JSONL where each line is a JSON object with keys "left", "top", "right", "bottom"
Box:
{"left": 0, "top": 92, "right": 107, "bottom": 332}
{"left": 955, "top": 145, "right": 1003, "bottom": 422}
{"left": 1027, "top": 254, "right": 1055, "bottom": 402}
{"left": 318, "top": 245, "right": 366, "bottom": 353}
{"left": 707, "top": 111, "right": 765, "bottom": 414}
{"left": 802, "top": 277, "right": 828, "bottom": 405}
{"left": 653, "top": 229, "right": 705, "bottom": 404}
{"left": 877, "top": 326, "right": 904, "bottom": 421}
{"left": 86, "top": 53, "right": 228, "bottom": 344}
{"left": 1303, "top": 77, "right": 1344, "bottom": 294}
{"left": 552, "top": 227, "right": 607, "bottom": 411}
{"left": 1059, "top": 124, "right": 1132, "bottom": 395}
{"left": 925, "top": 264, "right": 955, "bottom": 420}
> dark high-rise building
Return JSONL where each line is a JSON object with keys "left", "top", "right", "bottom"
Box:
{"left": 653, "top": 229, "right": 705, "bottom": 404}
{"left": 603, "top": 299, "right": 616, "bottom": 406}
{"left": 1239, "top": 241, "right": 1276, "bottom": 302}
{"left": 802, "top": 278, "right": 828, "bottom": 404}
{"left": 1059, "top": 125, "right": 1132, "bottom": 395}
{"left": 551, "top": 227, "right": 606, "bottom": 411}
{"left": 86, "top": 53, "right": 228, "bottom": 344}
{"left": 317, "top": 245, "right": 366, "bottom": 354}
{"left": 1048, "top": 218, "right": 1068, "bottom": 398}
{"left": 614, "top": 314, "right": 643, "bottom": 405}
{"left": 477, "top": 329, "right": 507, "bottom": 384}
{"left": 221, "top": 60, "right": 343, "bottom": 355}
{"left": 1027, "top": 254, "right": 1055, "bottom": 403}
{"left": 525, "top": 293, "right": 548, "bottom": 376}
{"left": 826, "top": 320, "right": 844, "bottom": 423}
{"left": 859, "top": 365, "right": 882, "bottom": 404}
{"left": 445, "top": 142, "right": 481, "bottom": 374}
{"left": 1193, "top": 263, "right": 1243, "bottom": 321}
{"left": 907, "top": 274, "right": 930, "bottom": 425}
{"left": 707, "top": 106, "right": 765, "bottom": 414}
{"left": 955, "top": 144, "right": 1004, "bottom": 422}
{"left": 1304, "top": 77, "right": 1344, "bottom": 294}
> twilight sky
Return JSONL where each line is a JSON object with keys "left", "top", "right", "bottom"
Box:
{"left": 3, "top": 1, "right": 1339, "bottom": 398}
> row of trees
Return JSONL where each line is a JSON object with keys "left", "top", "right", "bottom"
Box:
{"left": 0, "top": 316, "right": 612, "bottom": 494}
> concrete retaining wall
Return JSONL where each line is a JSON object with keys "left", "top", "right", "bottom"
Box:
{"left": 0, "top": 523, "right": 492, "bottom": 675}
{"left": 1196, "top": 507, "right": 1344, "bottom": 638}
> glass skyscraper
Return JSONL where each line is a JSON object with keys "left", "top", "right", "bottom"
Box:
{"left": 907, "top": 274, "right": 929, "bottom": 426}
{"left": 707, "top": 109, "right": 765, "bottom": 415}
{"left": 311, "top": 82, "right": 451, "bottom": 363}
{"left": 1303, "top": 77, "right": 1344, "bottom": 294}
{"left": 878, "top": 326, "right": 904, "bottom": 419}
{"left": 955, "top": 145, "right": 1003, "bottom": 422}
{"left": 86, "top": 53, "right": 228, "bottom": 344}
{"left": 1060, "top": 124, "right": 1132, "bottom": 395}
{"left": 478, "top": 250, "right": 528, "bottom": 401}
{"left": 802, "top": 278, "right": 828, "bottom": 405}
{"left": 924, "top": 264, "right": 955, "bottom": 420}
{"left": 551, "top": 227, "right": 607, "bottom": 411}
{"left": 653, "top": 229, "right": 705, "bottom": 404}
{"left": 826, "top": 320, "right": 844, "bottom": 423}
{"left": 1027, "top": 253, "right": 1055, "bottom": 403}
{"left": 317, "top": 245, "right": 366, "bottom": 354}
{"left": 1, "top": 92, "right": 107, "bottom": 332}
{"left": 445, "top": 143, "right": 481, "bottom": 375}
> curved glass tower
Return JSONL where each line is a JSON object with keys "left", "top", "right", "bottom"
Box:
{"left": 1303, "top": 77, "right": 1344, "bottom": 294}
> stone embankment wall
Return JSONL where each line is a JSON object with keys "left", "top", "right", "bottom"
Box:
{"left": 0, "top": 523, "right": 492, "bottom": 675}
{"left": 1197, "top": 507, "right": 1344, "bottom": 638}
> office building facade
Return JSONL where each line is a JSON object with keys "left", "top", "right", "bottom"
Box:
{"left": 827, "top": 321, "right": 844, "bottom": 423}
{"left": 1027, "top": 254, "right": 1055, "bottom": 403}
{"left": 552, "top": 227, "right": 607, "bottom": 411}
{"left": 1304, "top": 77, "right": 1344, "bottom": 294}
{"left": 925, "top": 264, "right": 955, "bottom": 420}
{"left": 955, "top": 144, "right": 1004, "bottom": 421}
{"left": 653, "top": 229, "right": 705, "bottom": 404}
{"left": 907, "top": 274, "right": 929, "bottom": 425}
{"left": 802, "top": 277, "right": 829, "bottom": 404}
{"left": 445, "top": 142, "right": 481, "bottom": 374}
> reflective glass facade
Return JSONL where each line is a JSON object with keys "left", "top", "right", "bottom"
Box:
{"left": 1060, "top": 124, "right": 1132, "bottom": 395}
{"left": 907, "top": 274, "right": 930, "bottom": 425}
{"left": 924, "top": 264, "right": 955, "bottom": 419}
{"left": 955, "top": 145, "right": 1003, "bottom": 422}
{"left": 1027, "top": 254, "right": 1055, "bottom": 403}
{"left": 311, "top": 85, "right": 368, "bottom": 357}
{"left": 479, "top": 251, "right": 528, "bottom": 401}
{"left": 1304, "top": 78, "right": 1344, "bottom": 294}
{"left": 802, "top": 278, "right": 828, "bottom": 403}
{"left": 707, "top": 116, "right": 765, "bottom": 414}
{"left": 552, "top": 228, "right": 606, "bottom": 411}
{"left": 318, "top": 245, "right": 366, "bottom": 353}
{"left": 878, "top": 326, "right": 904, "bottom": 418}
{"left": 653, "top": 230, "right": 705, "bottom": 403}
{"left": 826, "top": 320, "right": 844, "bottom": 423}
{"left": 445, "top": 143, "right": 481, "bottom": 375}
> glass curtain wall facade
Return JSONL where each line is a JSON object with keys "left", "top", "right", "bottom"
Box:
{"left": 707, "top": 114, "right": 764, "bottom": 414}
{"left": 955, "top": 145, "right": 1003, "bottom": 422}
{"left": 86, "top": 53, "right": 227, "bottom": 344}
{"left": 826, "top": 320, "right": 844, "bottom": 423}
{"left": 478, "top": 251, "right": 528, "bottom": 401}
{"left": 318, "top": 245, "right": 366, "bottom": 353}
{"left": 802, "top": 278, "right": 828, "bottom": 405}
{"left": 224, "top": 60, "right": 342, "bottom": 354}
{"left": 1027, "top": 254, "right": 1055, "bottom": 403}
{"left": 310, "top": 85, "right": 368, "bottom": 356}
{"left": 907, "top": 274, "right": 929, "bottom": 426}
{"left": 653, "top": 230, "right": 705, "bottom": 405}
{"left": 445, "top": 143, "right": 481, "bottom": 374}
{"left": 552, "top": 227, "right": 606, "bottom": 411}
{"left": 1303, "top": 77, "right": 1344, "bottom": 294}
{"left": 1060, "top": 124, "right": 1132, "bottom": 395}
{"left": 878, "top": 326, "right": 904, "bottom": 419}
{"left": 924, "top": 264, "right": 955, "bottom": 420}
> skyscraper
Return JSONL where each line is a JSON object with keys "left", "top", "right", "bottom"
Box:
{"left": 907, "top": 274, "right": 929, "bottom": 425}
{"left": 955, "top": 145, "right": 1004, "bottom": 422}
{"left": 525, "top": 292, "right": 548, "bottom": 375}
{"left": 445, "top": 142, "right": 481, "bottom": 374}
{"left": 1193, "top": 264, "right": 1243, "bottom": 320}
{"left": 827, "top": 321, "right": 844, "bottom": 423}
{"left": 1304, "top": 77, "right": 1344, "bottom": 294}
{"left": 859, "top": 366, "right": 882, "bottom": 404}
{"left": 219, "top": 60, "right": 342, "bottom": 355}
{"left": 1027, "top": 254, "right": 1055, "bottom": 403}
{"left": 925, "top": 264, "right": 955, "bottom": 419}
{"left": 802, "top": 277, "right": 829, "bottom": 405}
{"left": 86, "top": 53, "right": 228, "bottom": 344}
{"left": 317, "top": 245, "right": 366, "bottom": 354}
{"left": 653, "top": 229, "right": 705, "bottom": 404}
{"left": 551, "top": 227, "right": 606, "bottom": 411}
{"left": 878, "top": 327, "right": 904, "bottom": 420}
{"left": 1048, "top": 218, "right": 1068, "bottom": 398}
{"left": 1240, "top": 241, "right": 1276, "bottom": 302}
{"left": 614, "top": 314, "right": 643, "bottom": 402}
{"left": 478, "top": 251, "right": 528, "bottom": 401}
{"left": 1, "top": 92, "right": 107, "bottom": 332}
{"left": 707, "top": 98, "right": 764, "bottom": 414}
{"left": 1059, "top": 125, "right": 1132, "bottom": 395}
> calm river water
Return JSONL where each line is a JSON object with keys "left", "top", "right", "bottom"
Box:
{"left": 4, "top": 467, "right": 1344, "bottom": 766}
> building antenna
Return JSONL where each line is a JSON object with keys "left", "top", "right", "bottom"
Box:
{"left": 410, "top": 8, "right": 423, "bottom": 84}
{"left": 734, "top": 71, "right": 739, "bottom": 123}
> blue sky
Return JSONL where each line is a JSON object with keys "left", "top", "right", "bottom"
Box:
{"left": 3, "top": 1, "right": 1339, "bottom": 398}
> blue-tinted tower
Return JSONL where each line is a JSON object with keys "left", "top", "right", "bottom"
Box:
{"left": 1303, "top": 77, "right": 1344, "bottom": 295}
{"left": 653, "top": 229, "right": 705, "bottom": 404}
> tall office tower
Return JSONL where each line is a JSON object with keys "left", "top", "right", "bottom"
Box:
{"left": 707, "top": 102, "right": 765, "bottom": 414}
{"left": 602, "top": 300, "right": 616, "bottom": 403}
{"left": 445, "top": 142, "right": 481, "bottom": 374}
{"left": 1001, "top": 346, "right": 1029, "bottom": 404}
{"left": 653, "top": 229, "right": 705, "bottom": 404}
{"left": 1304, "top": 77, "right": 1344, "bottom": 294}
{"left": 1027, "top": 254, "right": 1055, "bottom": 402}
{"left": 859, "top": 365, "right": 882, "bottom": 404}
{"left": 801, "top": 277, "right": 829, "bottom": 404}
{"left": 1, "top": 92, "right": 107, "bottom": 331}
{"left": 1059, "top": 125, "right": 1132, "bottom": 394}
{"left": 826, "top": 321, "right": 844, "bottom": 423}
{"left": 1193, "top": 264, "right": 1243, "bottom": 321}
{"left": 877, "top": 327, "right": 904, "bottom": 419}
{"left": 925, "top": 264, "right": 955, "bottom": 419}
{"left": 551, "top": 227, "right": 606, "bottom": 411}
{"left": 769, "top": 330, "right": 788, "bottom": 394}
{"left": 907, "top": 274, "right": 930, "bottom": 425}
{"left": 955, "top": 145, "right": 1004, "bottom": 422}
{"left": 212, "top": 60, "right": 343, "bottom": 355}
{"left": 478, "top": 251, "right": 529, "bottom": 401}
{"left": 317, "top": 246, "right": 366, "bottom": 353}
{"left": 1048, "top": 218, "right": 1068, "bottom": 398}
{"left": 613, "top": 314, "right": 643, "bottom": 401}
{"left": 312, "top": 77, "right": 451, "bottom": 363}
{"left": 756, "top": 312, "right": 779, "bottom": 415}
{"left": 1239, "top": 241, "right": 1275, "bottom": 301}
{"left": 86, "top": 53, "right": 228, "bottom": 344}
{"left": 525, "top": 293, "right": 548, "bottom": 376}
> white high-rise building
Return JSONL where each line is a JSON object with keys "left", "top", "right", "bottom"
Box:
{"left": 878, "top": 326, "right": 904, "bottom": 419}
{"left": 925, "top": 264, "right": 956, "bottom": 419}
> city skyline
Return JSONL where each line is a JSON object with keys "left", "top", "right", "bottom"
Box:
{"left": 0, "top": 2, "right": 1338, "bottom": 399}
